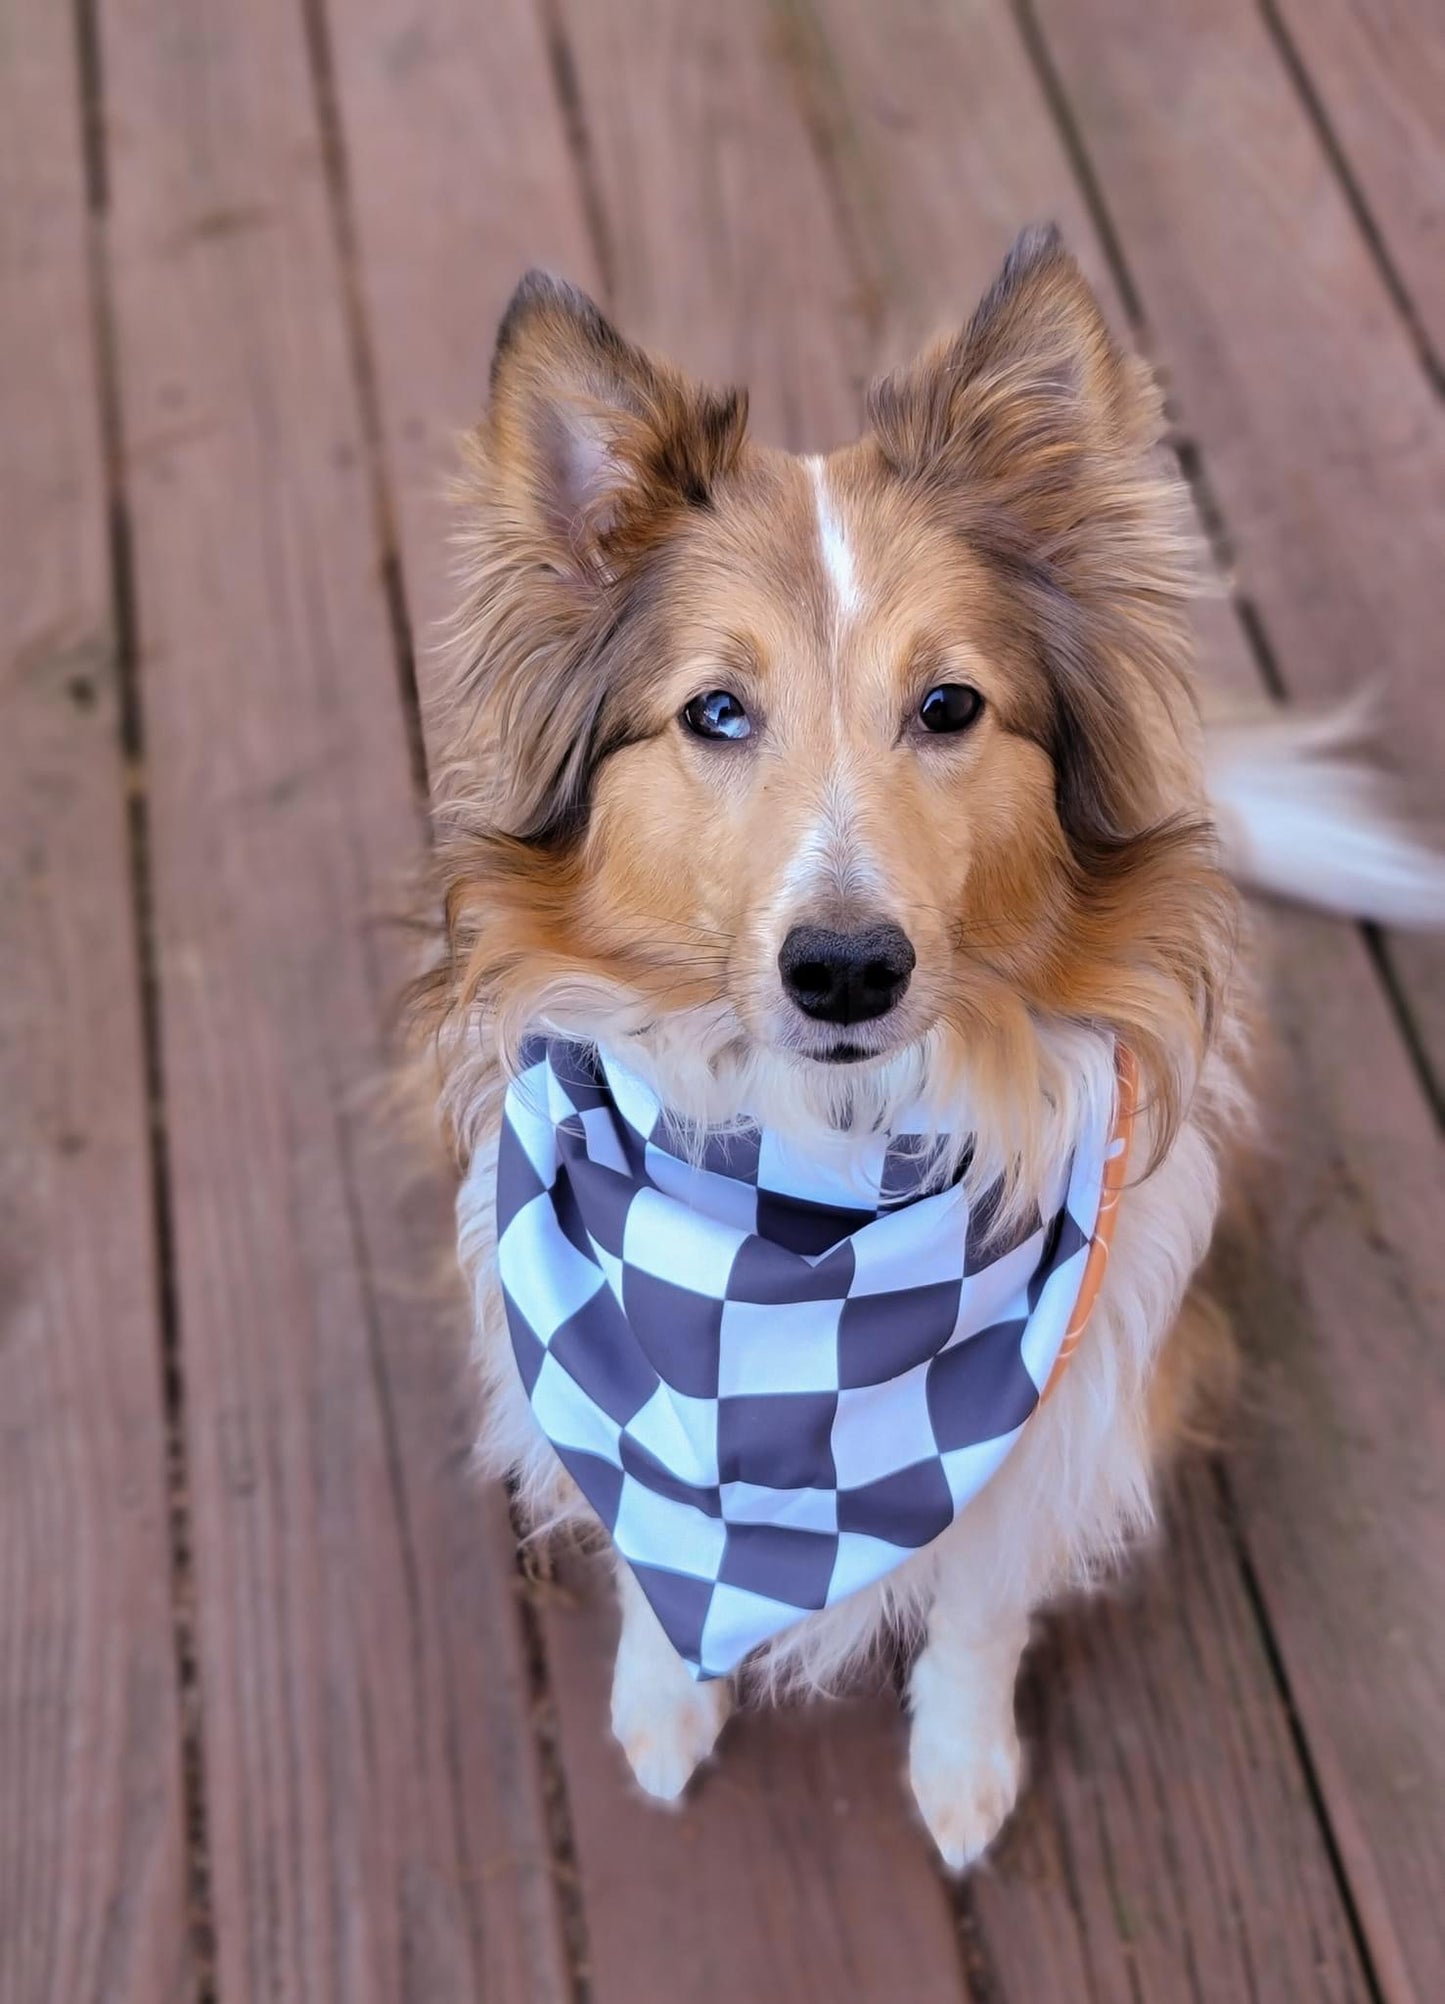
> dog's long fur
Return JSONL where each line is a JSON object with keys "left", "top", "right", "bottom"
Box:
{"left": 408, "top": 228, "right": 1445, "bottom": 1860}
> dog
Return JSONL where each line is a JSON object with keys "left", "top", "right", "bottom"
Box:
{"left": 407, "top": 227, "right": 1444, "bottom": 1869}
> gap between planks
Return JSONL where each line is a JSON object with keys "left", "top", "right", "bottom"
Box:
{"left": 1207, "top": 1459, "right": 1386, "bottom": 2004}
{"left": 535, "top": 0, "right": 619, "bottom": 308}
{"left": 298, "top": 0, "right": 596, "bottom": 1994}
{"left": 71, "top": 0, "right": 219, "bottom": 1991}
{"left": 297, "top": 0, "right": 429, "bottom": 800}
{"left": 510, "top": 1509, "right": 596, "bottom": 2004}
{"left": 1256, "top": 0, "right": 1443, "bottom": 399}
{"left": 73, "top": 0, "right": 578, "bottom": 1991}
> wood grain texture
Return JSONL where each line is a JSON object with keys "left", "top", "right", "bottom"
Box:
{"left": 551, "top": 0, "right": 872, "bottom": 452}
{"left": 1198, "top": 596, "right": 1443, "bottom": 2004}
{"left": 319, "top": 0, "right": 594, "bottom": 665}
{"left": 770, "top": 0, "right": 1128, "bottom": 351}
{"left": 802, "top": 2, "right": 1445, "bottom": 1994}
{"left": 0, "top": 3, "right": 192, "bottom": 2000}
{"left": 973, "top": 1471, "right": 1366, "bottom": 2004}
{"left": 1025, "top": 0, "right": 1445, "bottom": 1089}
{"left": 1213, "top": 896, "right": 1445, "bottom": 2004}
{"left": 93, "top": 0, "right": 569, "bottom": 1996}
{"left": 1272, "top": 0, "right": 1445, "bottom": 369}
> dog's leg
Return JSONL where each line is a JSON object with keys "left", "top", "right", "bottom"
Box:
{"left": 907, "top": 1556, "right": 1031, "bottom": 1871}
{"left": 610, "top": 1560, "right": 731, "bottom": 1803}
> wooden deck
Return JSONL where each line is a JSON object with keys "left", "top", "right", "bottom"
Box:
{"left": 4, "top": 1, "right": 1443, "bottom": 1998}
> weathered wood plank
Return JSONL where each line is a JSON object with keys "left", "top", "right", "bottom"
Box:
{"left": 550, "top": 0, "right": 871, "bottom": 451}
{"left": 319, "top": 0, "right": 976, "bottom": 1994}
{"left": 1272, "top": 0, "right": 1445, "bottom": 370}
{"left": 0, "top": 3, "right": 191, "bottom": 2000}
{"left": 319, "top": 0, "right": 594, "bottom": 660}
{"left": 1026, "top": 0, "right": 1445, "bottom": 1090}
{"left": 802, "top": 1, "right": 1445, "bottom": 1995}
{"left": 94, "top": 0, "right": 570, "bottom": 1996}
{"left": 1213, "top": 905, "right": 1445, "bottom": 2004}
{"left": 769, "top": 0, "right": 1126, "bottom": 356}
{"left": 973, "top": 1471, "right": 1366, "bottom": 2003}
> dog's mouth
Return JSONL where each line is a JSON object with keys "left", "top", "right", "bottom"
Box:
{"left": 769, "top": 992, "right": 932, "bottom": 1069}
{"left": 785, "top": 1020, "right": 917, "bottom": 1067}
{"left": 814, "top": 1039, "right": 875, "bottom": 1065}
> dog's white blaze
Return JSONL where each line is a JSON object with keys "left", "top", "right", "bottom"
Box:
{"left": 775, "top": 779, "right": 885, "bottom": 922}
{"left": 807, "top": 455, "right": 862, "bottom": 622}
{"left": 778, "top": 814, "right": 836, "bottom": 899}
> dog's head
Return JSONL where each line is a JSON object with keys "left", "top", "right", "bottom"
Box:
{"left": 426, "top": 229, "right": 1233, "bottom": 1169}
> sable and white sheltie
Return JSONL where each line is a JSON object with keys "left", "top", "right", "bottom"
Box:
{"left": 407, "top": 228, "right": 1444, "bottom": 1867}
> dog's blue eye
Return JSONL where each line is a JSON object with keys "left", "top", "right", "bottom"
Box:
{"left": 919, "top": 683, "right": 984, "bottom": 734}
{"left": 683, "top": 690, "right": 752, "bottom": 741}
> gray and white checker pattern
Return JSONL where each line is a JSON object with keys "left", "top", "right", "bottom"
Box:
{"left": 496, "top": 1036, "right": 1115, "bottom": 1678}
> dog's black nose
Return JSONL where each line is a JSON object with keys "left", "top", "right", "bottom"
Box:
{"left": 778, "top": 922, "right": 916, "bottom": 1025}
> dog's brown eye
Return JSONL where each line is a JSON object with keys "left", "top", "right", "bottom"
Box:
{"left": 919, "top": 683, "right": 984, "bottom": 734}
{"left": 682, "top": 690, "right": 752, "bottom": 741}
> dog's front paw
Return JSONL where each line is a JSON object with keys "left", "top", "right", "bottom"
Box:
{"left": 908, "top": 1711, "right": 1023, "bottom": 1872}
{"left": 611, "top": 1669, "right": 730, "bottom": 1805}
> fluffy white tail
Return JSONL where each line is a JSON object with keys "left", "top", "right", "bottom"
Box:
{"left": 1204, "top": 699, "right": 1445, "bottom": 927}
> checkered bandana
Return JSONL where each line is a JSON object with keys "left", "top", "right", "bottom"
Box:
{"left": 494, "top": 1035, "right": 1133, "bottom": 1679}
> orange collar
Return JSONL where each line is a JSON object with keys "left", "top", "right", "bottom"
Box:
{"left": 1041, "top": 1043, "right": 1138, "bottom": 1401}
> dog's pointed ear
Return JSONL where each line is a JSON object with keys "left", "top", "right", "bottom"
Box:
{"left": 484, "top": 271, "right": 749, "bottom": 581}
{"left": 870, "top": 229, "right": 1194, "bottom": 861}
{"left": 866, "top": 226, "right": 1159, "bottom": 525}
